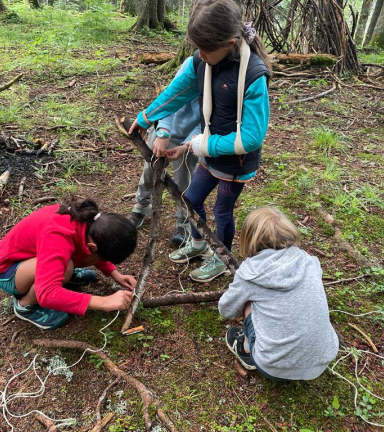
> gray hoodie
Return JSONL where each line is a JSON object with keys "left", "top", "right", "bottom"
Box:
{"left": 218, "top": 247, "right": 339, "bottom": 380}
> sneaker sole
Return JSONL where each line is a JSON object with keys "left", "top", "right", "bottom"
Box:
{"left": 189, "top": 268, "right": 231, "bottom": 283}
{"left": 14, "top": 308, "right": 51, "bottom": 330}
{"left": 169, "top": 247, "right": 213, "bottom": 264}
{"left": 225, "top": 337, "right": 257, "bottom": 371}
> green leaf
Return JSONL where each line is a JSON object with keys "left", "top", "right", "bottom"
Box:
{"left": 332, "top": 395, "right": 340, "bottom": 410}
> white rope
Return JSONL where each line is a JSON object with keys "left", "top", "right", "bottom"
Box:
{"left": 328, "top": 309, "right": 384, "bottom": 428}
{"left": 0, "top": 311, "right": 120, "bottom": 431}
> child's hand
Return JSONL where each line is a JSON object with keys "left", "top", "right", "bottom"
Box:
{"left": 128, "top": 117, "right": 146, "bottom": 136}
{"left": 105, "top": 291, "right": 133, "bottom": 311}
{"left": 111, "top": 270, "right": 137, "bottom": 290}
{"left": 153, "top": 137, "right": 170, "bottom": 157}
{"left": 165, "top": 144, "right": 186, "bottom": 161}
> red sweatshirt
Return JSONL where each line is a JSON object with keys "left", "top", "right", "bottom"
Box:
{"left": 0, "top": 205, "right": 116, "bottom": 315}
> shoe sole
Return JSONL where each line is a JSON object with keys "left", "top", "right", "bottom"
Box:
{"left": 14, "top": 309, "right": 69, "bottom": 330}
{"left": 226, "top": 336, "right": 257, "bottom": 371}
{"left": 189, "top": 268, "right": 231, "bottom": 283}
{"left": 169, "top": 247, "right": 213, "bottom": 264}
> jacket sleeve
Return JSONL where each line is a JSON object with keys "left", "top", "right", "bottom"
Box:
{"left": 137, "top": 58, "right": 198, "bottom": 129}
{"left": 218, "top": 272, "right": 254, "bottom": 319}
{"left": 95, "top": 260, "right": 116, "bottom": 276}
{"left": 34, "top": 229, "right": 92, "bottom": 316}
{"left": 206, "top": 76, "right": 269, "bottom": 157}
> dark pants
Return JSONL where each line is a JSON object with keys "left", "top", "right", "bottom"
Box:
{"left": 185, "top": 165, "right": 245, "bottom": 251}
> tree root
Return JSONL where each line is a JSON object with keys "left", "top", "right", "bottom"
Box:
{"left": 35, "top": 413, "right": 57, "bottom": 431}
{"left": 91, "top": 378, "right": 120, "bottom": 432}
{"left": 33, "top": 339, "right": 176, "bottom": 432}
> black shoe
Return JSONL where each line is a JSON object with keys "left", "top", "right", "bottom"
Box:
{"left": 226, "top": 326, "right": 256, "bottom": 370}
{"left": 171, "top": 226, "right": 189, "bottom": 246}
{"left": 129, "top": 211, "right": 148, "bottom": 228}
{"left": 69, "top": 268, "right": 97, "bottom": 285}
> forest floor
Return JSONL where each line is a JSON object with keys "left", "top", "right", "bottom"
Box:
{"left": 1, "top": 4, "right": 384, "bottom": 432}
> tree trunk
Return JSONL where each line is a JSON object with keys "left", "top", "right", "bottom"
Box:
{"left": 364, "top": 0, "right": 384, "bottom": 44}
{"left": 120, "top": 0, "right": 138, "bottom": 15}
{"left": 355, "top": 0, "right": 374, "bottom": 45}
{"left": 133, "top": 0, "right": 176, "bottom": 30}
{"left": 29, "top": 0, "right": 41, "bottom": 8}
{"left": 0, "top": 0, "right": 7, "bottom": 13}
{"left": 370, "top": 0, "right": 384, "bottom": 46}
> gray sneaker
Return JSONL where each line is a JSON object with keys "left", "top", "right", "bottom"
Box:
{"left": 189, "top": 253, "right": 231, "bottom": 283}
{"left": 169, "top": 240, "right": 213, "bottom": 264}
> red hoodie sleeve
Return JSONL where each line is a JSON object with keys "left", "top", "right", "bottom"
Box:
{"left": 34, "top": 229, "right": 92, "bottom": 316}
{"left": 95, "top": 260, "right": 116, "bottom": 276}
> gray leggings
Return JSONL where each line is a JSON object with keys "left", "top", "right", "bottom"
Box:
{"left": 134, "top": 128, "right": 198, "bottom": 224}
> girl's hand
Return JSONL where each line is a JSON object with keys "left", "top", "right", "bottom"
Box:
{"left": 88, "top": 290, "right": 132, "bottom": 311}
{"left": 153, "top": 137, "right": 170, "bottom": 157}
{"left": 111, "top": 270, "right": 137, "bottom": 290}
{"left": 128, "top": 117, "right": 146, "bottom": 136}
{"left": 165, "top": 144, "right": 187, "bottom": 161}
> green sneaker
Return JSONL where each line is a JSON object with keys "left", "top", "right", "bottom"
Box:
{"left": 189, "top": 253, "right": 231, "bottom": 283}
{"left": 169, "top": 240, "right": 213, "bottom": 264}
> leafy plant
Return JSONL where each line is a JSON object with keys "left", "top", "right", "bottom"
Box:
{"left": 89, "top": 354, "right": 105, "bottom": 369}
{"left": 312, "top": 127, "right": 344, "bottom": 156}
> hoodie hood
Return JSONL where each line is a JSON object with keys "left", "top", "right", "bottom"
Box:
{"left": 237, "top": 247, "right": 312, "bottom": 291}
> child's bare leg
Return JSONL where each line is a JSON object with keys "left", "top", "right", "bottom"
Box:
{"left": 15, "top": 258, "right": 74, "bottom": 307}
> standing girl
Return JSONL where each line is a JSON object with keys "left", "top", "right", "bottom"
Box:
{"left": 0, "top": 199, "right": 137, "bottom": 330}
{"left": 129, "top": 0, "right": 271, "bottom": 282}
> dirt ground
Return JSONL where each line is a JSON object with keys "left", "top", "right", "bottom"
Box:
{"left": 1, "top": 16, "right": 384, "bottom": 432}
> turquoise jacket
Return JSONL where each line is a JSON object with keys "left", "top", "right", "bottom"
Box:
{"left": 138, "top": 57, "right": 269, "bottom": 180}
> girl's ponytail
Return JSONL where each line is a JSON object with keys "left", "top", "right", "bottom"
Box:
{"left": 246, "top": 31, "right": 272, "bottom": 75}
{"left": 57, "top": 198, "right": 99, "bottom": 222}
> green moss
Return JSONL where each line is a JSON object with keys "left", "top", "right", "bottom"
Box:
{"left": 311, "top": 54, "right": 337, "bottom": 66}
{"left": 185, "top": 307, "right": 224, "bottom": 339}
{"left": 317, "top": 218, "right": 336, "bottom": 237}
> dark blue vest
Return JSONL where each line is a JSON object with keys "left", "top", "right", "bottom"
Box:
{"left": 193, "top": 50, "right": 270, "bottom": 176}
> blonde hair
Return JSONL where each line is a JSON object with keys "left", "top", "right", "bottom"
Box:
{"left": 240, "top": 207, "right": 300, "bottom": 258}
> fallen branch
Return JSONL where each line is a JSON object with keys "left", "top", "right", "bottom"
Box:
{"left": 34, "top": 339, "right": 176, "bottom": 431}
{"left": 289, "top": 82, "right": 337, "bottom": 104}
{"left": 0, "top": 74, "right": 23, "bottom": 93}
{"left": 324, "top": 274, "right": 368, "bottom": 286}
{"left": 0, "top": 315, "right": 16, "bottom": 327}
{"left": 33, "top": 196, "right": 57, "bottom": 204}
{"left": 141, "top": 291, "right": 224, "bottom": 308}
{"left": 121, "top": 149, "right": 166, "bottom": 332}
{"left": 35, "top": 414, "right": 57, "bottom": 432}
{"left": 234, "top": 360, "right": 248, "bottom": 378}
{"left": 348, "top": 322, "right": 378, "bottom": 353}
{"left": 91, "top": 378, "right": 120, "bottom": 432}
{"left": 116, "top": 116, "right": 239, "bottom": 275}
{"left": 18, "top": 176, "right": 26, "bottom": 198}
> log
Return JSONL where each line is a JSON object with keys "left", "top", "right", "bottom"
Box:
{"left": 271, "top": 53, "right": 337, "bottom": 66}
{"left": 116, "top": 116, "right": 239, "bottom": 275}
{"left": 136, "top": 52, "right": 176, "bottom": 65}
{"left": 141, "top": 291, "right": 224, "bottom": 308}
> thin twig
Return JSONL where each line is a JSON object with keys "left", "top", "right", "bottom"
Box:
{"left": 91, "top": 378, "right": 120, "bottom": 432}
{"left": 324, "top": 274, "right": 368, "bottom": 286}
{"left": 289, "top": 82, "right": 337, "bottom": 104}
{"left": 0, "top": 74, "right": 23, "bottom": 92}
{"left": 348, "top": 323, "right": 378, "bottom": 353}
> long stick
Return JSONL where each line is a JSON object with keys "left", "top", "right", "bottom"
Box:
{"left": 0, "top": 74, "right": 23, "bottom": 92}
{"left": 115, "top": 116, "right": 239, "bottom": 274}
{"left": 121, "top": 153, "right": 166, "bottom": 332}
{"left": 141, "top": 291, "right": 224, "bottom": 308}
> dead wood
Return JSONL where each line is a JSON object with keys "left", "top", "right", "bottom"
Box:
{"left": 121, "top": 151, "right": 166, "bottom": 332}
{"left": 33, "top": 339, "right": 176, "bottom": 432}
{"left": 348, "top": 323, "right": 378, "bottom": 353}
{"left": 0, "top": 74, "right": 23, "bottom": 92}
{"left": 137, "top": 52, "right": 176, "bottom": 65}
{"left": 289, "top": 82, "right": 337, "bottom": 103}
{"left": 33, "top": 196, "right": 57, "bottom": 204}
{"left": 272, "top": 53, "right": 337, "bottom": 66}
{"left": 234, "top": 360, "right": 248, "bottom": 378}
{"left": 35, "top": 414, "right": 57, "bottom": 432}
{"left": 91, "top": 378, "right": 120, "bottom": 432}
{"left": 116, "top": 116, "right": 239, "bottom": 275}
{"left": 18, "top": 176, "right": 26, "bottom": 198}
{"left": 141, "top": 291, "right": 224, "bottom": 308}
{"left": 0, "top": 315, "right": 16, "bottom": 326}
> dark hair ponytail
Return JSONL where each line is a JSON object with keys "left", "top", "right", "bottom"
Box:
{"left": 57, "top": 198, "right": 137, "bottom": 264}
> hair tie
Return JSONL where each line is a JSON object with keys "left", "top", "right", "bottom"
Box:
{"left": 94, "top": 213, "right": 101, "bottom": 221}
{"left": 244, "top": 22, "right": 256, "bottom": 44}
{"left": 68, "top": 206, "right": 71, "bottom": 211}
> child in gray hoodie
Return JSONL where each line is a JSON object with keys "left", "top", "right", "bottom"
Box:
{"left": 219, "top": 207, "right": 339, "bottom": 381}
